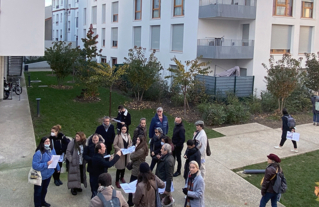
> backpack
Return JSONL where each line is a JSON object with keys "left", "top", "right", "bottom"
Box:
{"left": 97, "top": 189, "right": 120, "bottom": 207}
{"left": 316, "top": 102, "right": 319, "bottom": 111}
{"left": 286, "top": 115, "right": 296, "bottom": 128}
{"left": 272, "top": 168, "right": 288, "bottom": 194}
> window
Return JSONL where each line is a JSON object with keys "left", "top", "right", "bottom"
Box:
{"left": 151, "top": 25, "right": 160, "bottom": 50}
{"left": 61, "top": 0, "right": 63, "bottom": 6}
{"left": 240, "top": 68, "right": 247, "bottom": 76}
{"left": 102, "top": 4, "right": 106, "bottom": 23}
{"left": 60, "top": 29, "right": 62, "bottom": 40}
{"left": 135, "top": 0, "right": 142, "bottom": 20}
{"left": 101, "top": 56, "right": 107, "bottom": 63}
{"left": 133, "top": 27, "right": 142, "bottom": 47}
{"left": 299, "top": 26, "right": 312, "bottom": 53}
{"left": 93, "top": 28, "right": 97, "bottom": 35}
{"left": 68, "top": 21, "right": 70, "bottom": 32}
{"left": 84, "top": 8, "right": 87, "bottom": 25}
{"left": 112, "top": 28, "right": 118, "bottom": 47}
{"left": 273, "top": 0, "right": 293, "bottom": 16}
{"left": 174, "top": 0, "right": 185, "bottom": 16}
{"left": 56, "top": 30, "right": 58, "bottom": 41}
{"left": 84, "top": 29, "right": 87, "bottom": 38}
{"left": 102, "top": 28, "right": 106, "bottom": 47}
{"left": 172, "top": 24, "right": 184, "bottom": 51}
{"left": 56, "top": 14, "right": 59, "bottom": 24}
{"left": 92, "top": 6, "right": 97, "bottom": 24}
{"left": 270, "top": 25, "right": 292, "bottom": 54}
{"left": 60, "top": 14, "right": 62, "bottom": 22}
{"left": 302, "top": 0, "right": 313, "bottom": 18}
{"left": 112, "top": 2, "right": 118, "bottom": 22}
{"left": 112, "top": 57, "right": 117, "bottom": 66}
{"left": 75, "top": 17, "right": 78, "bottom": 28}
{"left": 152, "top": 0, "right": 160, "bottom": 18}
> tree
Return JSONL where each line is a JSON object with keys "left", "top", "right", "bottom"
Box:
{"left": 262, "top": 54, "right": 303, "bottom": 112}
{"left": 304, "top": 52, "right": 319, "bottom": 93}
{"left": 45, "top": 41, "right": 79, "bottom": 86}
{"left": 91, "top": 63, "right": 126, "bottom": 116}
{"left": 123, "top": 47, "right": 163, "bottom": 101}
{"left": 165, "top": 57, "right": 210, "bottom": 116}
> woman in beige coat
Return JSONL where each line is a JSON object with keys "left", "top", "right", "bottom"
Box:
{"left": 113, "top": 125, "right": 132, "bottom": 188}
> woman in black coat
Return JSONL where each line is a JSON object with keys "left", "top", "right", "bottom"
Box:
{"left": 183, "top": 139, "right": 201, "bottom": 182}
{"left": 49, "top": 124, "right": 70, "bottom": 186}
{"left": 149, "top": 127, "right": 164, "bottom": 171}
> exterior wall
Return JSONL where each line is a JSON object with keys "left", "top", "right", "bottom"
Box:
{"left": 45, "top": 18, "right": 52, "bottom": 40}
{"left": 0, "top": 0, "right": 44, "bottom": 56}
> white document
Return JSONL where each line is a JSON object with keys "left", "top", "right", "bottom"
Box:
{"left": 103, "top": 154, "right": 111, "bottom": 158}
{"left": 120, "top": 180, "right": 137, "bottom": 193}
{"left": 121, "top": 146, "right": 136, "bottom": 155}
{"left": 287, "top": 132, "right": 300, "bottom": 142}
{"left": 158, "top": 181, "right": 174, "bottom": 194}
{"left": 112, "top": 118, "right": 122, "bottom": 123}
{"left": 58, "top": 153, "right": 64, "bottom": 162}
{"left": 48, "top": 155, "right": 61, "bottom": 169}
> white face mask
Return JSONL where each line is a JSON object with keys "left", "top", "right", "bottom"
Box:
{"left": 51, "top": 132, "right": 56, "bottom": 137}
{"left": 161, "top": 142, "right": 165, "bottom": 146}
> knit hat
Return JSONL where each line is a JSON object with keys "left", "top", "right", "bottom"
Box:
{"left": 98, "top": 173, "right": 112, "bottom": 186}
{"left": 267, "top": 153, "right": 281, "bottom": 163}
{"left": 139, "top": 162, "right": 150, "bottom": 173}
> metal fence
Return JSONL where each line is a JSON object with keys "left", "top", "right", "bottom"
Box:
{"left": 199, "top": 0, "right": 256, "bottom": 6}
{"left": 195, "top": 75, "right": 254, "bottom": 97}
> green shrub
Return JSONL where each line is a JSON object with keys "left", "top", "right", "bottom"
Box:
{"left": 188, "top": 81, "right": 210, "bottom": 105}
{"left": 171, "top": 94, "right": 184, "bottom": 107}
{"left": 285, "top": 83, "right": 312, "bottom": 113}
{"left": 226, "top": 103, "right": 251, "bottom": 124}
{"left": 197, "top": 103, "right": 227, "bottom": 125}
{"left": 260, "top": 91, "right": 277, "bottom": 112}
{"left": 143, "top": 79, "right": 169, "bottom": 102}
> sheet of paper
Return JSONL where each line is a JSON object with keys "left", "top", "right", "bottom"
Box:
{"left": 120, "top": 180, "right": 137, "bottom": 193}
{"left": 158, "top": 181, "right": 174, "bottom": 194}
{"left": 48, "top": 155, "right": 61, "bottom": 169}
{"left": 103, "top": 154, "right": 111, "bottom": 158}
{"left": 121, "top": 146, "right": 136, "bottom": 155}
{"left": 58, "top": 153, "right": 64, "bottom": 162}
{"left": 286, "top": 131, "right": 293, "bottom": 140}
{"left": 292, "top": 132, "right": 300, "bottom": 142}
{"left": 112, "top": 118, "right": 122, "bottom": 123}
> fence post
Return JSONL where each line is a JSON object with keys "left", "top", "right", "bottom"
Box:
{"left": 36, "top": 98, "right": 41, "bottom": 117}
{"left": 234, "top": 76, "right": 237, "bottom": 95}
{"left": 214, "top": 77, "right": 217, "bottom": 96}
{"left": 252, "top": 76, "right": 255, "bottom": 95}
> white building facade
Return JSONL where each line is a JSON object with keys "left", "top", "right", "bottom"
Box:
{"left": 52, "top": 0, "right": 79, "bottom": 45}
{"left": 78, "top": 0, "right": 319, "bottom": 94}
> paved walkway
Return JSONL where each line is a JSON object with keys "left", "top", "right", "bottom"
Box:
{"left": 1, "top": 75, "right": 318, "bottom": 206}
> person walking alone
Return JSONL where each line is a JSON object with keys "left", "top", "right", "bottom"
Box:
{"left": 172, "top": 117, "right": 185, "bottom": 177}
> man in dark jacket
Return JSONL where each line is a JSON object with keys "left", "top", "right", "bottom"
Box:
{"left": 132, "top": 118, "right": 147, "bottom": 145}
{"left": 172, "top": 117, "right": 185, "bottom": 177}
{"left": 149, "top": 107, "right": 169, "bottom": 138}
{"left": 115, "top": 105, "right": 131, "bottom": 133}
{"left": 155, "top": 143, "right": 174, "bottom": 197}
{"left": 95, "top": 116, "right": 115, "bottom": 154}
{"left": 183, "top": 139, "right": 201, "bottom": 181}
{"left": 90, "top": 142, "right": 121, "bottom": 198}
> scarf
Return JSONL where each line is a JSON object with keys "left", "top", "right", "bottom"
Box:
{"left": 103, "top": 123, "right": 110, "bottom": 132}
{"left": 184, "top": 171, "right": 198, "bottom": 207}
{"left": 44, "top": 146, "right": 51, "bottom": 153}
{"left": 98, "top": 185, "right": 114, "bottom": 192}
{"left": 121, "top": 133, "right": 128, "bottom": 143}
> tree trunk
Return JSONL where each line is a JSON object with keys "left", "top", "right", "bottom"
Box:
{"left": 109, "top": 86, "right": 112, "bottom": 117}
{"left": 183, "top": 91, "right": 187, "bottom": 116}
{"left": 278, "top": 98, "right": 281, "bottom": 111}
{"left": 137, "top": 91, "right": 140, "bottom": 101}
{"left": 140, "top": 90, "right": 144, "bottom": 102}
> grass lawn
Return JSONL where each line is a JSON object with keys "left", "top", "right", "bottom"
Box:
{"left": 234, "top": 150, "right": 319, "bottom": 207}
{"left": 26, "top": 72, "right": 223, "bottom": 144}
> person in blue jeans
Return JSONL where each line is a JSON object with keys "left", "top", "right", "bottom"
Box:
{"left": 260, "top": 153, "right": 282, "bottom": 207}
{"left": 32, "top": 137, "right": 60, "bottom": 207}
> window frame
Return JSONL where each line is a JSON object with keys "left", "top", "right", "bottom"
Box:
{"left": 112, "top": 28, "right": 118, "bottom": 48}
{"left": 152, "top": 0, "right": 161, "bottom": 19}
{"left": 92, "top": 6, "right": 97, "bottom": 25}
{"left": 174, "top": 0, "right": 184, "bottom": 17}
{"left": 270, "top": 49, "right": 290, "bottom": 54}
{"left": 102, "top": 28, "right": 106, "bottom": 47}
{"left": 112, "top": 2, "right": 119, "bottom": 22}
{"left": 273, "top": 0, "right": 293, "bottom": 17}
{"left": 301, "top": 1, "right": 313, "bottom": 18}
{"left": 135, "top": 0, "right": 142, "bottom": 20}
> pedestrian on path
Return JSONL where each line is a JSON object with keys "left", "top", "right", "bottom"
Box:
{"left": 32, "top": 137, "right": 60, "bottom": 207}
{"left": 183, "top": 161, "right": 205, "bottom": 207}
{"left": 193, "top": 120, "right": 207, "bottom": 179}
{"left": 132, "top": 118, "right": 147, "bottom": 145}
{"left": 95, "top": 116, "right": 115, "bottom": 154}
{"left": 66, "top": 132, "right": 87, "bottom": 196}
{"left": 172, "top": 117, "right": 185, "bottom": 177}
{"left": 259, "top": 153, "right": 282, "bottom": 207}
{"left": 149, "top": 107, "right": 169, "bottom": 138}
{"left": 274, "top": 108, "right": 298, "bottom": 152}
{"left": 183, "top": 140, "right": 201, "bottom": 182}
{"left": 49, "top": 124, "right": 70, "bottom": 186}
{"left": 311, "top": 95, "right": 319, "bottom": 126}
{"left": 113, "top": 125, "right": 132, "bottom": 188}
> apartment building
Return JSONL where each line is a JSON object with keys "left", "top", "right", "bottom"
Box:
{"left": 52, "top": 0, "right": 79, "bottom": 45}
{"left": 0, "top": 0, "right": 44, "bottom": 100}
{"left": 78, "top": 0, "right": 319, "bottom": 94}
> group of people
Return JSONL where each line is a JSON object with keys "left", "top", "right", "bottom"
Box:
{"left": 31, "top": 106, "right": 208, "bottom": 207}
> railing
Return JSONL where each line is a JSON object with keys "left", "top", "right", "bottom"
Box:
{"left": 200, "top": 0, "right": 256, "bottom": 6}
{"left": 198, "top": 38, "right": 254, "bottom": 47}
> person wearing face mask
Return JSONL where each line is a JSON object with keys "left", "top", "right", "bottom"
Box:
{"left": 95, "top": 116, "right": 115, "bottom": 155}
{"left": 116, "top": 105, "right": 131, "bottom": 133}
{"left": 149, "top": 127, "right": 164, "bottom": 171}
{"left": 132, "top": 118, "right": 147, "bottom": 145}
{"left": 49, "top": 124, "right": 70, "bottom": 186}
{"left": 66, "top": 132, "right": 88, "bottom": 196}
{"left": 113, "top": 125, "right": 132, "bottom": 188}
{"left": 172, "top": 117, "right": 185, "bottom": 177}
{"left": 32, "top": 137, "right": 60, "bottom": 207}
{"left": 84, "top": 133, "right": 105, "bottom": 198}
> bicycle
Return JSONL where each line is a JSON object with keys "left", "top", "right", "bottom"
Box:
{"left": 12, "top": 78, "right": 22, "bottom": 95}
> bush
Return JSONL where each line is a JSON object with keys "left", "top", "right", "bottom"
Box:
{"left": 143, "top": 79, "right": 169, "bottom": 102}
{"left": 197, "top": 103, "right": 227, "bottom": 125}
{"left": 260, "top": 91, "right": 277, "bottom": 112}
{"left": 170, "top": 94, "right": 184, "bottom": 107}
{"left": 226, "top": 103, "right": 251, "bottom": 124}
{"left": 285, "top": 83, "right": 312, "bottom": 113}
{"left": 188, "top": 81, "right": 210, "bottom": 105}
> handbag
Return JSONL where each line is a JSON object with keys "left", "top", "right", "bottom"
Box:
{"left": 206, "top": 138, "right": 211, "bottom": 156}
{"left": 126, "top": 161, "right": 133, "bottom": 170}
{"left": 28, "top": 153, "right": 43, "bottom": 186}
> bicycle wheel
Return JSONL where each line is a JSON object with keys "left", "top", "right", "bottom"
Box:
{"left": 15, "top": 86, "right": 22, "bottom": 95}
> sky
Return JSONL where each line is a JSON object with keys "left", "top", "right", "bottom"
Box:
{"left": 45, "top": 0, "right": 51, "bottom": 6}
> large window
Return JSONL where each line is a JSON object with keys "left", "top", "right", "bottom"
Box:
{"left": 270, "top": 25, "right": 292, "bottom": 54}
{"left": 68, "top": 21, "right": 70, "bottom": 32}
{"left": 273, "top": 0, "right": 293, "bottom": 16}
{"left": 83, "top": 8, "right": 87, "bottom": 25}
{"left": 112, "top": 2, "right": 119, "bottom": 22}
{"left": 301, "top": 0, "right": 313, "bottom": 18}
{"left": 152, "top": 0, "right": 161, "bottom": 18}
{"left": 92, "top": 6, "right": 97, "bottom": 24}
{"left": 133, "top": 27, "right": 142, "bottom": 47}
{"left": 75, "top": 17, "right": 78, "bottom": 28}
{"left": 299, "top": 26, "right": 312, "bottom": 53}
{"left": 174, "top": 0, "right": 185, "bottom": 16}
{"left": 151, "top": 25, "right": 160, "bottom": 50}
{"left": 135, "top": 0, "right": 142, "bottom": 20}
{"left": 102, "top": 4, "right": 106, "bottom": 23}
{"left": 102, "top": 28, "right": 106, "bottom": 47}
{"left": 112, "top": 28, "right": 118, "bottom": 47}
{"left": 172, "top": 24, "right": 184, "bottom": 51}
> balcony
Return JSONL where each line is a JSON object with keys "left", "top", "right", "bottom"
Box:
{"left": 197, "top": 38, "right": 254, "bottom": 59}
{"left": 199, "top": 0, "right": 256, "bottom": 20}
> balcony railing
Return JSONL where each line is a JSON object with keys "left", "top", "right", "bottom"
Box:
{"left": 199, "top": 0, "right": 256, "bottom": 20}
{"left": 197, "top": 38, "right": 254, "bottom": 59}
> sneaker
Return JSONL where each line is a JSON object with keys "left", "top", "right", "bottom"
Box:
{"left": 274, "top": 146, "right": 282, "bottom": 149}
{"left": 314, "top": 122, "right": 316, "bottom": 125}
{"left": 41, "top": 202, "right": 51, "bottom": 207}
{"left": 173, "top": 172, "right": 181, "bottom": 177}
{"left": 294, "top": 149, "right": 298, "bottom": 153}
{"left": 290, "top": 149, "right": 295, "bottom": 152}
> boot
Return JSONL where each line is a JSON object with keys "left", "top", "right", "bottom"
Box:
{"left": 71, "top": 188, "right": 77, "bottom": 195}
{"left": 54, "top": 180, "right": 60, "bottom": 186}
{"left": 115, "top": 181, "right": 121, "bottom": 188}
{"left": 120, "top": 178, "right": 126, "bottom": 183}
{"left": 58, "top": 179, "right": 63, "bottom": 185}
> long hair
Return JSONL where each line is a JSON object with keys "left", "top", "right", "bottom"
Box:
{"left": 135, "top": 135, "right": 148, "bottom": 157}
{"left": 137, "top": 171, "right": 155, "bottom": 191}
{"left": 35, "top": 137, "right": 53, "bottom": 154}
{"left": 51, "top": 124, "right": 62, "bottom": 132}
{"left": 75, "top": 132, "right": 87, "bottom": 151}
{"left": 163, "top": 135, "right": 173, "bottom": 145}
